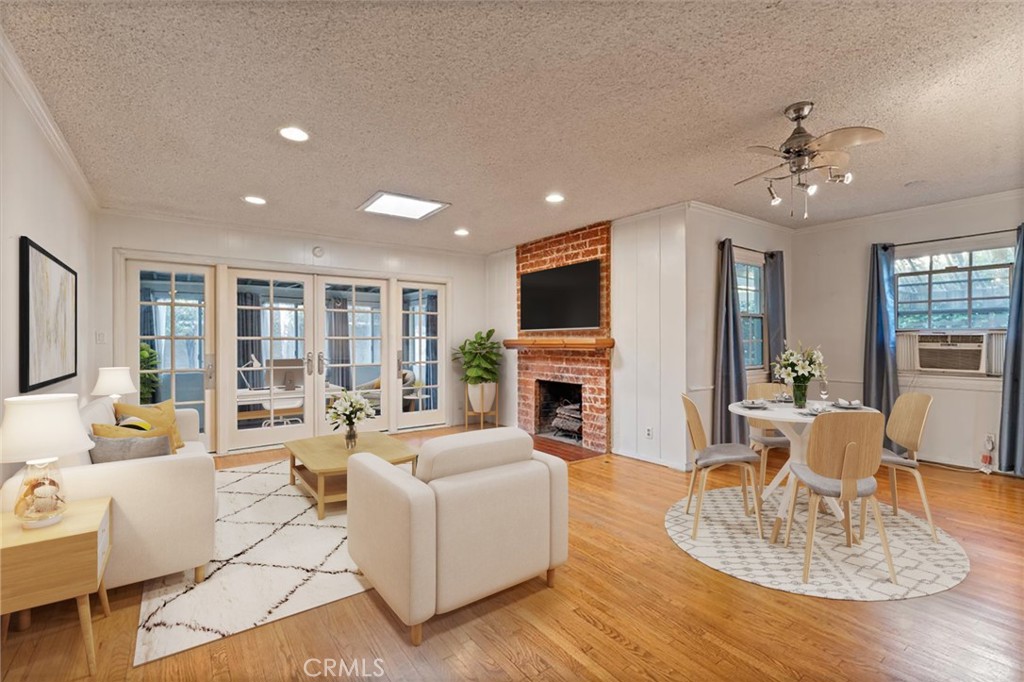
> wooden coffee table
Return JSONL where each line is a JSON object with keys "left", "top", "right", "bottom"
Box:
{"left": 285, "top": 431, "right": 417, "bottom": 519}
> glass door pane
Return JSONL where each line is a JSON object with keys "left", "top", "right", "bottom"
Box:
{"left": 130, "top": 263, "right": 214, "bottom": 437}
{"left": 396, "top": 283, "right": 445, "bottom": 429}
{"left": 230, "top": 271, "right": 314, "bottom": 449}
{"left": 316, "top": 278, "right": 388, "bottom": 434}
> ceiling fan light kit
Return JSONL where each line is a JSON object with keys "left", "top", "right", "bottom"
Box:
{"left": 737, "top": 101, "right": 883, "bottom": 218}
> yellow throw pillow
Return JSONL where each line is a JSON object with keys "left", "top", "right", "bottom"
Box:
{"left": 114, "top": 400, "right": 185, "bottom": 450}
{"left": 92, "top": 424, "right": 177, "bottom": 454}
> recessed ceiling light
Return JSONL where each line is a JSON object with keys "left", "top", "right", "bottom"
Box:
{"left": 358, "top": 191, "right": 449, "bottom": 220}
{"left": 454, "top": 228, "right": 470, "bottom": 237}
{"left": 243, "top": 196, "right": 267, "bottom": 205}
{"left": 545, "top": 193, "right": 565, "bottom": 203}
{"left": 279, "top": 126, "right": 309, "bottom": 142}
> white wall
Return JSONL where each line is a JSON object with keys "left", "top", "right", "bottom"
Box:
{"left": 790, "top": 189, "right": 1024, "bottom": 467}
{"left": 90, "top": 211, "right": 488, "bottom": 437}
{"left": 484, "top": 248, "right": 517, "bottom": 426}
{"left": 1, "top": 74, "right": 95, "bottom": 409}
{"left": 611, "top": 204, "right": 687, "bottom": 468}
{"left": 684, "top": 202, "right": 794, "bottom": 452}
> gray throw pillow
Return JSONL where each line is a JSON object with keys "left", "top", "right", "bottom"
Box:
{"left": 89, "top": 435, "right": 172, "bottom": 464}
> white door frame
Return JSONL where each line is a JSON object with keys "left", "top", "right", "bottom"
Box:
{"left": 393, "top": 281, "right": 447, "bottom": 430}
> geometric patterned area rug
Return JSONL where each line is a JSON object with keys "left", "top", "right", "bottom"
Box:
{"left": 133, "top": 460, "right": 371, "bottom": 665}
{"left": 665, "top": 486, "right": 970, "bottom": 601}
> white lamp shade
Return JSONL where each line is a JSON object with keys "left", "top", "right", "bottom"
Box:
{"left": 0, "top": 394, "right": 95, "bottom": 463}
{"left": 91, "top": 366, "right": 138, "bottom": 397}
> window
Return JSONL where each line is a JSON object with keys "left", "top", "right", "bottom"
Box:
{"left": 896, "top": 246, "right": 1015, "bottom": 331}
{"left": 735, "top": 261, "right": 766, "bottom": 369}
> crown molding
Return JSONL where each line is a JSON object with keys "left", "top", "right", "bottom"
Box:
{"left": 1, "top": 28, "right": 98, "bottom": 209}
{"left": 685, "top": 201, "right": 794, "bottom": 235}
{"left": 610, "top": 199, "right": 689, "bottom": 224}
{"left": 794, "top": 188, "right": 1024, "bottom": 237}
{"left": 95, "top": 206, "right": 486, "bottom": 261}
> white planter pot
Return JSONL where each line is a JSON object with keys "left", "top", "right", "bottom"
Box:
{"left": 467, "top": 382, "right": 497, "bottom": 413}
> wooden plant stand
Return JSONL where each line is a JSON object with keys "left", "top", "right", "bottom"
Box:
{"left": 465, "top": 382, "right": 499, "bottom": 430}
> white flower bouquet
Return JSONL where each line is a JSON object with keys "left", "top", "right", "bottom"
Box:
{"left": 771, "top": 343, "right": 826, "bottom": 385}
{"left": 327, "top": 389, "right": 376, "bottom": 430}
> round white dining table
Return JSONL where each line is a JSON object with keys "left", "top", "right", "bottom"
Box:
{"left": 728, "top": 400, "right": 880, "bottom": 544}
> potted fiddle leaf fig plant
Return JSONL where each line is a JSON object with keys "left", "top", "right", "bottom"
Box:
{"left": 452, "top": 329, "right": 502, "bottom": 413}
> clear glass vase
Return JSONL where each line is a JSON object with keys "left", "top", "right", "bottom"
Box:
{"left": 793, "top": 382, "right": 809, "bottom": 409}
{"left": 345, "top": 424, "right": 358, "bottom": 449}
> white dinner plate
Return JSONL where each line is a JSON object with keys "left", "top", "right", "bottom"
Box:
{"left": 834, "top": 403, "right": 862, "bottom": 410}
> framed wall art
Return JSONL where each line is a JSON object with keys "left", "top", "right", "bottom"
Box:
{"left": 19, "top": 236, "right": 78, "bottom": 392}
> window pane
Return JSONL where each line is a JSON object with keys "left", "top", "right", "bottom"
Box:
{"left": 972, "top": 298, "right": 1010, "bottom": 329}
{"left": 174, "top": 305, "right": 204, "bottom": 337}
{"left": 174, "top": 372, "right": 205, "bottom": 403}
{"left": 895, "top": 256, "right": 929, "bottom": 273}
{"left": 174, "top": 339, "right": 204, "bottom": 369}
{"left": 931, "top": 310, "right": 969, "bottom": 329}
{"left": 140, "top": 271, "right": 172, "bottom": 302}
{"left": 897, "top": 274, "right": 929, "bottom": 302}
{"left": 741, "top": 316, "right": 764, "bottom": 367}
{"left": 971, "top": 267, "right": 1011, "bottom": 298}
{"left": 325, "top": 284, "right": 354, "bottom": 310}
{"left": 931, "top": 272, "right": 968, "bottom": 300}
{"left": 174, "top": 272, "right": 205, "bottom": 304}
{"left": 973, "top": 247, "right": 1015, "bottom": 266}
{"left": 898, "top": 312, "right": 929, "bottom": 330}
{"left": 354, "top": 286, "right": 382, "bottom": 311}
{"left": 932, "top": 252, "right": 969, "bottom": 269}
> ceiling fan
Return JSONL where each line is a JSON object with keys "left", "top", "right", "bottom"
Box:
{"left": 736, "top": 101, "right": 884, "bottom": 218}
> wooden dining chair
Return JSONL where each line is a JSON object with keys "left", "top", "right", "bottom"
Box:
{"left": 746, "top": 382, "right": 790, "bottom": 486}
{"left": 681, "top": 394, "right": 764, "bottom": 540}
{"left": 881, "top": 392, "right": 937, "bottom": 542}
{"left": 786, "top": 411, "right": 897, "bottom": 584}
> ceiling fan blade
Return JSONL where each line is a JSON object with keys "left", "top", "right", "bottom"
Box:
{"left": 807, "top": 126, "right": 885, "bottom": 151}
{"left": 745, "top": 145, "right": 787, "bottom": 158}
{"left": 812, "top": 150, "right": 851, "bottom": 170}
{"left": 734, "top": 162, "right": 789, "bottom": 186}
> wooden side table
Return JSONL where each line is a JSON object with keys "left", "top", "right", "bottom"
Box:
{"left": 1, "top": 497, "right": 113, "bottom": 675}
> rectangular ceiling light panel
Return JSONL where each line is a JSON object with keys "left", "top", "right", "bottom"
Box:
{"left": 358, "top": 191, "right": 449, "bottom": 220}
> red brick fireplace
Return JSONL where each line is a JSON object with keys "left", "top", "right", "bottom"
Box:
{"left": 506, "top": 222, "right": 612, "bottom": 453}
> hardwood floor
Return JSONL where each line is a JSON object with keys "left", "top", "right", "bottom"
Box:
{"left": 2, "top": 430, "right": 1022, "bottom": 681}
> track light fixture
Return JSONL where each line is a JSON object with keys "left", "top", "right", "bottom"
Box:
{"left": 767, "top": 183, "right": 782, "bottom": 206}
{"left": 795, "top": 176, "right": 818, "bottom": 196}
{"left": 827, "top": 167, "right": 854, "bottom": 184}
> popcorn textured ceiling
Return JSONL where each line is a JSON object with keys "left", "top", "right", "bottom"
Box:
{"left": 2, "top": 1, "right": 1022, "bottom": 253}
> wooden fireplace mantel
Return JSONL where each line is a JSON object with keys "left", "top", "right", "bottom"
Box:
{"left": 502, "top": 337, "right": 615, "bottom": 351}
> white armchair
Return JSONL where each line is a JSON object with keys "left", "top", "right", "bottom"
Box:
{"left": 348, "top": 427, "right": 568, "bottom": 645}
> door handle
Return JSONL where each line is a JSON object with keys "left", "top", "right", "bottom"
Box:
{"left": 204, "top": 358, "right": 215, "bottom": 390}
{"left": 317, "top": 351, "right": 326, "bottom": 376}
{"left": 305, "top": 351, "right": 314, "bottom": 376}
{"left": 397, "top": 350, "right": 403, "bottom": 380}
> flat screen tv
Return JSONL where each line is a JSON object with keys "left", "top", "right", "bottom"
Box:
{"left": 520, "top": 259, "right": 601, "bottom": 331}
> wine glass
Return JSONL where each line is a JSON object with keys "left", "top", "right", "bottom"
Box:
{"left": 819, "top": 379, "right": 830, "bottom": 404}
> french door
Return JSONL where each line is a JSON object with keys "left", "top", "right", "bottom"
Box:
{"left": 126, "top": 262, "right": 216, "bottom": 437}
{"left": 395, "top": 282, "right": 446, "bottom": 429}
{"left": 228, "top": 270, "right": 316, "bottom": 450}
{"left": 315, "top": 277, "right": 389, "bottom": 433}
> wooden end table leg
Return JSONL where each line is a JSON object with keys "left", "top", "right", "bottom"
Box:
{"left": 97, "top": 579, "right": 111, "bottom": 617}
{"left": 289, "top": 453, "right": 296, "bottom": 486}
{"left": 75, "top": 595, "right": 97, "bottom": 675}
{"left": 14, "top": 610, "right": 30, "bottom": 631}
{"left": 317, "top": 474, "right": 326, "bottom": 520}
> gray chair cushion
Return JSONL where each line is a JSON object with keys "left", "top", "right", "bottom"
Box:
{"left": 881, "top": 448, "right": 918, "bottom": 469}
{"left": 751, "top": 435, "right": 790, "bottom": 449}
{"left": 790, "top": 462, "right": 877, "bottom": 498}
{"left": 695, "top": 443, "right": 760, "bottom": 468}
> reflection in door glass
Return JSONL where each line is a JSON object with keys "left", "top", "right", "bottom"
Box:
{"left": 324, "top": 282, "right": 384, "bottom": 424}
{"left": 139, "top": 269, "right": 207, "bottom": 430}
{"left": 401, "top": 288, "right": 440, "bottom": 412}
{"left": 236, "top": 278, "right": 306, "bottom": 431}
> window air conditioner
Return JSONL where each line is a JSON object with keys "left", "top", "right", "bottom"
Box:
{"left": 915, "top": 333, "right": 987, "bottom": 375}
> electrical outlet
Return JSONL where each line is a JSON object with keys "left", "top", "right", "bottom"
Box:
{"left": 985, "top": 433, "right": 996, "bottom": 452}
{"left": 644, "top": 427, "right": 654, "bottom": 439}
{"left": 95, "top": 332, "right": 107, "bottom": 344}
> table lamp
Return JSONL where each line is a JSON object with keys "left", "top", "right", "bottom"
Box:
{"left": 0, "top": 394, "right": 94, "bottom": 529}
{"left": 91, "top": 366, "right": 138, "bottom": 401}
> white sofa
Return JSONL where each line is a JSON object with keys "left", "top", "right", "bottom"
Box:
{"left": 0, "top": 397, "right": 216, "bottom": 589}
{"left": 348, "top": 427, "right": 569, "bottom": 645}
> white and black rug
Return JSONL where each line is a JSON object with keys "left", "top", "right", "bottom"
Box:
{"left": 665, "top": 486, "right": 970, "bottom": 601}
{"left": 133, "top": 460, "right": 371, "bottom": 665}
